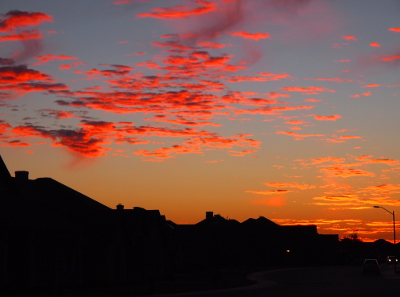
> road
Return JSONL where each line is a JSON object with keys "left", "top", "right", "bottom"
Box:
{"left": 257, "top": 265, "right": 400, "bottom": 297}
{"left": 147, "top": 265, "right": 400, "bottom": 297}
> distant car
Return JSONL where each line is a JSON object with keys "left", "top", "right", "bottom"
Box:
{"left": 363, "top": 259, "right": 380, "bottom": 275}
{"left": 387, "top": 255, "right": 398, "bottom": 264}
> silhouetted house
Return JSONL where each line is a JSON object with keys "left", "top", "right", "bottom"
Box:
{"left": 0, "top": 155, "right": 116, "bottom": 291}
{"left": 0, "top": 155, "right": 341, "bottom": 294}
{"left": 363, "top": 239, "right": 397, "bottom": 263}
{"left": 0, "top": 155, "right": 180, "bottom": 292}
{"left": 172, "top": 212, "right": 340, "bottom": 270}
{"left": 111, "top": 205, "right": 179, "bottom": 281}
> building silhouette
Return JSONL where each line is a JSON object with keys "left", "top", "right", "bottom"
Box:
{"left": 0, "top": 155, "right": 343, "bottom": 294}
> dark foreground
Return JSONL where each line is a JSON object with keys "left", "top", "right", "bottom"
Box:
{"left": 1, "top": 269, "right": 254, "bottom": 297}
{"left": 139, "top": 264, "right": 400, "bottom": 297}
{"left": 258, "top": 264, "right": 400, "bottom": 297}
{"left": 3, "top": 265, "right": 400, "bottom": 297}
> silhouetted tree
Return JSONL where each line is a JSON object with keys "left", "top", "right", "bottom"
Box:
{"left": 340, "top": 233, "right": 364, "bottom": 264}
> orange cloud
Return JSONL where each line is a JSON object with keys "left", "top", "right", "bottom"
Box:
{"left": 281, "top": 86, "right": 335, "bottom": 93}
{"left": 59, "top": 64, "right": 71, "bottom": 70}
{"left": 273, "top": 218, "right": 362, "bottom": 227}
{"left": 286, "top": 120, "right": 305, "bottom": 125}
{"left": 9, "top": 120, "right": 247, "bottom": 158}
{"left": 226, "top": 73, "right": 290, "bottom": 83}
{"left": 196, "top": 41, "right": 226, "bottom": 48}
{"left": 233, "top": 105, "right": 315, "bottom": 116}
{"left": 355, "top": 155, "right": 400, "bottom": 166}
{"left": 389, "top": 28, "right": 400, "bottom": 32}
{"left": 311, "top": 77, "right": 345, "bottom": 82}
{"left": 0, "top": 10, "right": 53, "bottom": 33}
{"left": 360, "top": 197, "right": 400, "bottom": 207}
{"left": 312, "top": 194, "right": 359, "bottom": 203}
{"left": 324, "top": 138, "right": 346, "bottom": 143}
{"left": 313, "top": 114, "right": 342, "bottom": 121}
{"left": 304, "top": 98, "right": 321, "bottom": 102}
{"left": 265, "top": 92, "right": 291, "bottom": 99}
{"left": 130, "top": 132, "right": 261, "bottom": 161}
{"left": 360, "top": 184, "right": 400, "bottom": 195}
{"left": 0, "top": 30, "right": 44, "bottom": 42}
{"left": 369, "top": 42, "right": 380, "bottom": 47}
{"left": 341, "top": 35, "right": 357, "bottom": 41}
{"left": 361, "top": 84, "right": 381, "bottom": 87}
{"left": 226, "top": 76, "right": 278, "bottom": 83}
{"left": 229, "top": 149, "right": 256, "bottom": 157}
{"left": 265, "top": 182, "right": 316, "bottom": 190}
{"left": 319, "top": 166, "right": 375, "bottom": 178}
{"left": 112, "top": 0, "right": 140, "bottom": 4}
{"left": 39, "top": 109, "right": 87, "bottom": 119}
{"left": 134, "top": 145, "right": 200, "bottom": 159}
{"left": 299, "top": 156, "right": 345, "bottom": 165}
{"left": 227, "top": 31, "right": 270, "bottom": 40}
{"left": 0, "top": 65, "right": 69, "bottom": 97}
{"left": 338, "top": 135, "right": 362, "bottom": 139}
{"left": 33, "top": 54, "right": 78, "bottom": 65}
{"left": 10, "top": 124, "right": 109, "bottom": 157}
{"left": 380, "top": 55, "right": 400, "bottom": 62}
{"left": 276, "top": 131, "right": 324, "bottom": 140}
{"left": 248, "top": 188, "right": 290, "bottom": 196}
{"left": 0, "top": 65, "right": 52, "bottom": 83}
{"left": 145, "top": 115, "right": 220, "bottom": 127}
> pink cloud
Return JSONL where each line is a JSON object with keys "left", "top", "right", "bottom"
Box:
{"left": 136, "top": 1, "right": 216, "bottom": 19}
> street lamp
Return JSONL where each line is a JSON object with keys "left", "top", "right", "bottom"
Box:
{"left": 374, "top": 206, "right": 397, "bottom": 272}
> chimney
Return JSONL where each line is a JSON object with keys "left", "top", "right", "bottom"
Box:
{"left": 15, "top": 171, "right": 29, "bottom": 180}
{"left": 116, "top": 204, "right": 124, "bottom": 210}
{"left": 206, "top": 211, "right": 213, "bottom": 220}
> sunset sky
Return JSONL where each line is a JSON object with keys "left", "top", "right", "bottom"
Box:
{"left": 1, "top": 0, "right": 399, "bottom": 242}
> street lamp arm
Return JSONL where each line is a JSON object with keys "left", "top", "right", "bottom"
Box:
{"left": 374, "top": 205, "right": 394, "bottom": 215}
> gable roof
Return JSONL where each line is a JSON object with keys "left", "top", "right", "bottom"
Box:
{"left": 0, "top": 155, "right": 11, "bottom": 178}
{"left": 0, "top": 156, "right": 111, "bottom": 232}
{"left": 0, "top": 155, "right": 12, "bottom": 191}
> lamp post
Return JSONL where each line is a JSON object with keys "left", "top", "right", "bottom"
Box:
{"left": 373, "top": 206, "right": 397, "bottom": 272}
